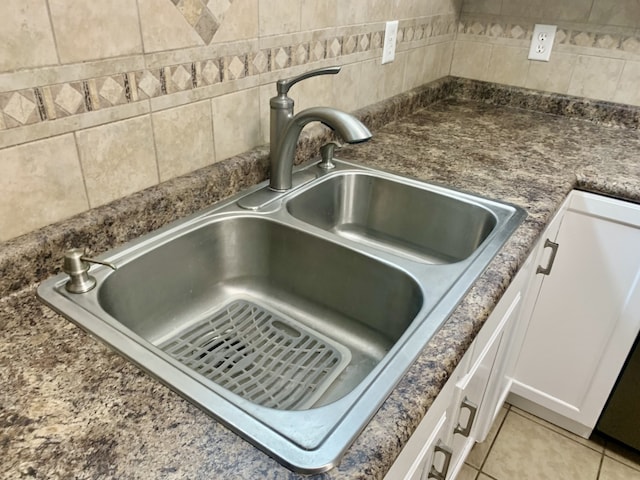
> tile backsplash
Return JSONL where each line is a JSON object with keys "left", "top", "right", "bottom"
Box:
{"left": 454, "top": 0, "right": 640, "bottom": 105}
{"left": 2, "top": 0, "right": 638, "bottom": 243}
{"left": 0, "top": 0, "right": 459, "bottom": 242}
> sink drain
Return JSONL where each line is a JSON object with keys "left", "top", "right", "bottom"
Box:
{"left": 158, "top": 299, "right": 351, "bottom": 410}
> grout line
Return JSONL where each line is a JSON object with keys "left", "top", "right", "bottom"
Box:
{"left": 477, "top": 404, "right": 512, "bottom": 474}
{"left": 43, "top": 0, "right": 62, "bottom": 66}
{"left": 596, "top": 449, "right": 604, "bottom": 480}
{"left": 509, "top": 408, "right": 603, "bottom": 453}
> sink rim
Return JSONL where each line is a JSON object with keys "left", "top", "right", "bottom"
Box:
{"left": 36, "top": 159, "right": 527, "bottom": 473}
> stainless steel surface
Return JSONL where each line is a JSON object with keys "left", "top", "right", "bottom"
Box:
{"left": 63, "top": 248, "right": 116, "bottom": 294}
{"left": 536, "top": 239, "right": 559, "bottom": 275}
{"left": 270, "top": 107, "right": 371, "bottom": 191}
{"left": 269, "top": 66, "right": 371, "bottom": 191}
{"left": 318, "top": 142, "right": 337, "bottom": 170}
{"left": 38, "top": 159, "right": 526, "bottom": 473}
{"left": 454, "top": 397, "right": 478, "bottom": 438}
{"left": 428, "top": 442, "right": 453, "bottom": 480}
{"left": 269, "top": 66, "right": 341, "bottom": 168}
{"left": 287, "top": 171, "right": 498, "bottom": 263}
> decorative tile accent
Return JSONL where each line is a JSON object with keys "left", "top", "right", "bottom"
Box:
{"left": 328, "top": 38, "right": 342, "bottom": 58}
{"left": 201, "top": 59, "right": 221, "bottom": 85}
{"left": 3, "top": 92, "right": 38, "bottom": 126}
{"left": 622, "top": 37, "right": 640, "bottom": 54}
{"left": 0, "top": 15, "right": 461, "bottom": 132}
{"left": 272, "top": 47, "right": 290, "bottom": 70}
{"left": 343, "top": 35, "right": 357, "bottom": 55}
{"left": 172, "top": 0, "right": 233, "bottom": 44}
{"left": 358, "top": 33, "right": 370, "bottom": 52}
{"left": 292, "top": 44, "right": 309, "bottom": 66}
{"left": 249, "top": 50, "right": 269, "bottom": 74}
{"left": 310, "top": 40, "right": 325, "bottom": 62}
{"left": 572, "top": 31, "right": 595, "bottom": 47}
{"left": 224, "top": 55, "right": 246, "bottom": 81}
{"left": 137, "top": 71, "right": 162, "bottom": 99}
{"left": 52, "top": 83, "right": 86, "bottom": 117}
{"left": 458, "top": 16, "right": 640, "bottom": 57}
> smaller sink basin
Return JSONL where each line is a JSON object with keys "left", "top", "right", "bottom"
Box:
{"left": 287, "top": 171, "right": 498, "bottom": 263}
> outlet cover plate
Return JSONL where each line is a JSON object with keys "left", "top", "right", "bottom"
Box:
{"left": 382, "top": 20, "right": 399, "bottom": 64}
{"left": 528, "top": 24, "right": 557, "bottom": 62}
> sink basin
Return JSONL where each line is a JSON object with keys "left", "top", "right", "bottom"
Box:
{"left": 98, "top": 216, "right": 422, "bottom": 409}
{"left": 37, "top": 159, "right": 526, "bottom": 473}
{"left": 287, "top": 171, "right": 498, "bottom": 263}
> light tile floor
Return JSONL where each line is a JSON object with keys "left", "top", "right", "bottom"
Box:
{"left": 457, "top": 404, "right": 640, "bottom": 480}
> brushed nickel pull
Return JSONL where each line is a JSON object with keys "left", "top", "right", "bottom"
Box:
{"left": 454, "top": 397, "right": 478, "bottom": 438}
{"left": 536, "top": 239, "right": 559, "bottom": 275}
{"left": 426, "top": 441, "right": 453, "bottom": 480}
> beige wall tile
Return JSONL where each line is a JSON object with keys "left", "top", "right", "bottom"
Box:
{"left": 614, "top": 61, "right": 640, "bottom": 106}
{"left": 436, "top": 41, "right": 456, "bottom": 78}
{"left": 213, "top": 0, "right": 259, "bottom": 43}
{"left": 288, "top": 73, "right": 336, "bottom": 112}
{"left": 368, "top": 0, "right": 394, "bottom": 21}
{"left": 138, "top": 0, "right": 203, "bottom": 53}
{"left": 462, "top": 0, "right": 502, "bottom": 15}
{"left": 301, "top": 0, "right": 337, "bottom": 30}
{"left": 487, "top": 45, "right": 530, "bottom": 87}
{"left": 259, "top": 0, "right": 300, "bottom": 35}
{"left": 340, "top": 0, "right": 364, "bottom": 25}
{"left": 589, "top": 0, "right": 640, "bottom": 28}
{"left": 450, "top": 40, "right": 492, "bottom": 81}
{"left": 48, "top": 0, "right": 142, "bottom": 63}
{"left": 0, "top": 134, "right": 88, "bottom": 241}
{"left": 568, "top": 55, "right": 625, "bottom": 101}
{"left": 211, "top": 87, "right": 262, "bottom": 161}
{"left": 331, "top": 62, "right": 362, "bottom": 113}
{"left": 383, "top": 53, "right": 408, "bottom": 100}
{"left": 76, "top": 116, "right": 158, "bottom": 207}
{"left": 403, "top": 46, "right": 439, "bottom": 91}
{"left": 526, "top": 52, "right": 577, "bottom": 94}
{"left": 359, "top": 60, "right": 386, "bottom": 107}
{"left": 152, "top": 101, "right": 215, "bottom": 182}
{"left": 0, "top": 0, "right": 58, "bottom": 73}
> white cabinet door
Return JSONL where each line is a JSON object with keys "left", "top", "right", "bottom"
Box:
{"left": 511, "top": 191, "right": 640, "bottom": 435}
{"left": 385, "top": 354, "right": 467, "bottom": 480}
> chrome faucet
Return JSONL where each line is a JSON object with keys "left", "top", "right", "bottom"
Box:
{"left": 269, "top": 66, "right": 372, "bottom": 191}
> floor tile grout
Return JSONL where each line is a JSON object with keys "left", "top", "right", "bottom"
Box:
{"left": 471, "top": 404, "right": 640, "bottom": 480}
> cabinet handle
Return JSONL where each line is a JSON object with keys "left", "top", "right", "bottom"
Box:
{"left": 536, "top": 239, "right": 559, "bottom": 275}
{"left": 426, "top": 441, "right": 453, "bottom": 480}
{"left": 454, "top": 397, "right": 478, "bottom": 438}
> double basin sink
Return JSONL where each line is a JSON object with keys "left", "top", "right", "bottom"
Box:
{"left": 37, "top": 159, "right": 525, "bottom": 473}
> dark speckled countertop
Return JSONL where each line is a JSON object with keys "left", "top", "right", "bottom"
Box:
{"left": 1, "top": 78, "right": 639, "bottom": 479}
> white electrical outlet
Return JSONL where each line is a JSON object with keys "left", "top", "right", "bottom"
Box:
{"left": 528, "top": 24, "right": 557, "bottom": 62}
{"left": 382, "top": 20, "right": 399, "bottom": 64}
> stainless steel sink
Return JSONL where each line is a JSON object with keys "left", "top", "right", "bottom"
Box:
{"left": 287, "top": 171, "right": 498, "bottom": 263}
{"left": 37, "top": 159, "right": 525, "bottom": 473}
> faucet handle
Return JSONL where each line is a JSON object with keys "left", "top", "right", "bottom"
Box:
{"left": 276, "top": 66, "right": 341, "bottom": 95}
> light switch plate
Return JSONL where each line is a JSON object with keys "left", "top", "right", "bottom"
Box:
{"left": 528, "top": 24, "right": 557, "bottom": 62}
{"left": 382, "top": 20, "right": 399, "bottom": 64}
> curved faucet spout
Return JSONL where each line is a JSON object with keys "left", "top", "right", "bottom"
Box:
{"left": 269, "top": 107, "right": 372, "bottom": 191}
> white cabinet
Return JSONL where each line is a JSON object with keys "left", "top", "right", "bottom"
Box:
{"left": 386, "top": 257, "right": 529, "bottom": 480}
{"left": 510, "top": 191, "right": 640, "bottom": 437}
